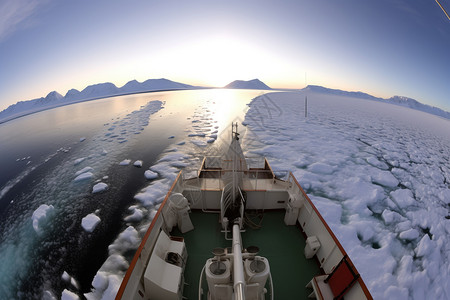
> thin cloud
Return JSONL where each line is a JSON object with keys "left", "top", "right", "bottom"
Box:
{"left": 0, "top": 0, "right": 46, "bottom": 42}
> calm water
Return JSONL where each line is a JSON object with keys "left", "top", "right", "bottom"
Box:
{"left": 0, "top": 89, "right": 267, "bottom": 299}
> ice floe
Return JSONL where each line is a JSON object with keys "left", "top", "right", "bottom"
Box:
{"left": 73, "top": 172, "right": 94, "bottom": 182}
{"left": 124, "top": 206, "right": 144, "bottom": 222}
{"left": 144, "top": 170, "right": 158, "bottom": 180}
{"left": 61, "top": 289, "right": 79, "bottom": 300}
{"left": 108, "top": 226, "right": 140, "bottom": 255}
{"left": 61, "top": 270, "right": 80, "bottom": 289}
{"left": 81, "top": 213, "right": 101, "bottom": 232}
{"left": 31, "top": 204, "right": 54, "bottom": 233}
{"left": 75, "top": 167, "right": 94, "bottom": 176}
{"left": 74, "top": 157, "right": 87, "bottom": 165}
{"left": 92, "top": 182, "right": 108, "bottom": 193}
{"left": 118, "top": 159, "right": 131, "bottom": 166}
{"left": 133, "top": 160, "right": 143, "bottom": 167}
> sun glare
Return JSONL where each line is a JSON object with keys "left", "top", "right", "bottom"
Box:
{"left": 150, "top": 35, "right": 290, "bottom": 88}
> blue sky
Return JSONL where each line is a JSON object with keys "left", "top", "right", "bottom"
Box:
{"left": 0, "top": 0, "right": 449, "bottom": 111}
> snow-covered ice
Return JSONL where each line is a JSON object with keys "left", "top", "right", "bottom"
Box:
{"left": 124, "top": 206, "right": 144, "bottom": 222}
{"left": 241, "top": 91, "right": 450, "bottom": 299}
{"left": 31, "top": 204, "right": 54, "bottom": 233}
{"left": 144, "top": 170, "right": 158, "bottom": 180}
{"left": 75, "top": 167, "right": 94, "bottom": 176}
{"left": 74, "top": 157, "right": 87, "bottom": 165}
{"left": 73, "top": 172, "right": 94, "bottom": 182}
{"left": 92, "top": 182, "right": 108, "bottom": 193}
{"left": 133, "top": 160, "right": 143, "bottom": 167}
{"left": 118, "top": 159, "right": 131, "bottom": 166}
{"left": 82, "top": 213, "right": 101, "bottom": 232}
{"left": 108, "top": 226, "right": 140, "bottom": 255}
{"left": 62, "top": 271, "right": 71, "bottom": 282}
{"left": 61, "top": 289, "right": 79, "bottom": 300}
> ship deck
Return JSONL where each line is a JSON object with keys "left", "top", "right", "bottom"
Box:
{"left": 171, "top": 209, "right": 323, "bottom": 299}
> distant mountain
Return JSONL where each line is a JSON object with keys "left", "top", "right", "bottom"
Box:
{"left": 120, "top": 78, "right": 193, "bottom": 94}
{"left": 224, "top": 79, "right": 271, "bottom": 90}
{"left": 0, "top": 78, "right": 197, "bottom": 123}
{"left": 2, "top": 80, "right": 449, "bottom": 123}
{"left": 305, "top": 85, "right": 381, "bottom": 101}
{"left": 304, "top": 85, "right": 450, "bottom": 120}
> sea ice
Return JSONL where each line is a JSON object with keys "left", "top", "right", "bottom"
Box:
{"left": 188, "top": 133, "right": 206, "bottom": 137}
{"left": 399, "top": 228, "right": 419, "bottom": 240}
{"left": 390, "top": 189, "right": 415, "bottom": 208}
{"left": 74, "top": 157, "right": 87, "bottom": 165}
{"left": 84, "top": 273, "right": 122, "bottom": 300}
{"left": 416, "top": 235, "right": 433, "bottom": 257}
{"left": 92, "top": 182, "right": 108, "bottom": 193}
{"left": 31, "top": 204, "right": 54, "bottom": 233}
{"left": 73, "top": 172, "right": 94, "bottom": 182}
{"left": 42, "top": 290, "right": 57, "bottom": 300}
{"left": 241, "top": 91, "right": 450, "bottom": 299}
{"left": 108, "top": 226, "right": 140, "bottom": 255}
{"left": 124, "top": 206, "right": 144, "bottom": 222}
{"left": 81, "top": 213, "right": 101, "bottom": 232}
{"left": 370, "top": 169, "right": 399, "bottom": 188}
{"left": 91, "top": 271, "right": 109, "bottom": 292}
{"left": 191, "top": 140, "right": 207, "bottom": 147}
{"left": 75, "top": 167, "right": 93, "bottom": 176}
{"left": 144, "top": 170, "right": 158, "bottom": 180}
{"left": 62, "top": 271, "right": 71, "bottom": 282}
{"left": 119, "top": 159, "right": 131, "bottom": 166}
{"left": 133, "top": 160, "right": 143, "bottom": 167}
{"left": 61, "top": 289, "right": 79, "bottom": 300}
{"left": 308, "top": 162, "right": 335, "bottom": 175}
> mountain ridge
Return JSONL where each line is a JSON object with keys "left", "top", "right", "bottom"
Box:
{"left": 304, "top": 85, "right": 450, "bottom": 120}
{"left": 0, "top": 78, "right": 197, "bottom": 123}
{"left": 1, "top": 79, "right": 449, "bottom": 123}
{"left": 224, "top": 79, "right": 272, "bottom": 90}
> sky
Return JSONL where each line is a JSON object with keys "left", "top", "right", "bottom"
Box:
{"left": 0, "top": 0, "right": 449, "bottom": 112}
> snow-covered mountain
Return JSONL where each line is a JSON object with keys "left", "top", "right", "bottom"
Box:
{"left": 121, "top": 78, "right": 193, "bottom": 94}
{"left": 0, "top": 79, "right": 196, "bottom": 123}
{"left": 1, "top": 80, "right": 449, "bottom": 123}
{"left": 0, "top": 91, "right": 65, "bottom": 122}
{"left": 304, "top": 85, "right": 450, "bottom": 120}
{"left": 224, "top": 79, "right": 272, "bottom": 90}
{"left": 36, "top": 91, "right": 64, "bottom": 106}
{"left": 305, "top": 85, "right": 381, "bottom": 101}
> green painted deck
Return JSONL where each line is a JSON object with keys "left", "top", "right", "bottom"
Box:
{"left": 171, "top": 210, "right": 323, "bottom": 299}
